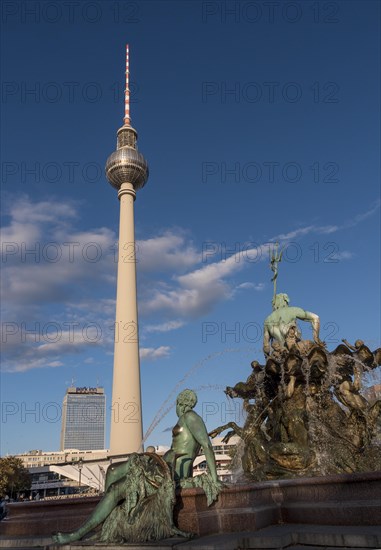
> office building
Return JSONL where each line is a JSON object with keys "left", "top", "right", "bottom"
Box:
{"left": 60, "top": 387, "right": 105, "bottom": 451}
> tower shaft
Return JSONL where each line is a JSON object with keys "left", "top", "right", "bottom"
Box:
{"left": 110, "top": 183, "right": 142, "bottom": 454}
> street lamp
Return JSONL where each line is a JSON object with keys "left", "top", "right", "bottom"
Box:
{"left": 78, "top": 459, "right": 83, "bottom": 491}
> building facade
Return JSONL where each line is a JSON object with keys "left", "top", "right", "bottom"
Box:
{"left": 60, "top": 387, "right": 105, "bottom": 451}
{"left": 18, "top": 449, "right": 108, "bottom": 469}
{"left": 192, "top": 435, "right": 242, "bottom": 483}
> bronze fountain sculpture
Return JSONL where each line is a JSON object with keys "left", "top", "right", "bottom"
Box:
{"left": 53, "top": 389, "right": 223, "bottom": 544}
{"left": 210, "top": 244, "right": 381, "bottom": 480}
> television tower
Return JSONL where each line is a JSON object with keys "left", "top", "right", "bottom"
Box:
{"left": 105, "top": 45, "right": 149, "bottom": 455}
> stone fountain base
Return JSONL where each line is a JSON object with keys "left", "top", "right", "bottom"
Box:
{"left": 175, "top": 470, "right": 381, "bottom": 535}
{"left": 0, "top": 471, "right": 380, "bottom": 546}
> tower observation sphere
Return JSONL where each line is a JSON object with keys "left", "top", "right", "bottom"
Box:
{"left": 105, "top": 125, "right": 149, "bottom": 191}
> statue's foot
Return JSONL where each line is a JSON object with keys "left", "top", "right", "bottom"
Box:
{"left": 172, "top": 526, "right": 194, "bottom": 538}
{"left": 52, "top": 532, "right": 79, "bottom": 544}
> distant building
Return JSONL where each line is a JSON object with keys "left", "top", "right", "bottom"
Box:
{"left": 14, "top": 435, "right": 241, "bottom": 498}
{"left": 18, "top": 448, "right": 109, "bottom": 469}
{"left": 60, "top": 387, "right": 106, "bottom": 451}
{"left": 193, "top": 435, "right": 242, "bottom": 482}
{"left": 16, "top": 449, "right": 109, "bottom": 498}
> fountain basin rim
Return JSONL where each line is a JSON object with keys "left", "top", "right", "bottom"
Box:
{"left": 177, "top": 470, "right": 381, "bottom": 496}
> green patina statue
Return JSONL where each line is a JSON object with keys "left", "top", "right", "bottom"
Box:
{"left": 211, "top": 252, "right": 381, "bottom": 480}
{"left": 53, "top": 389, "right": 223, "bottom": 544}
{"left": 163, "top": 389, "right": 223, "bottom": 503}
{"left": 263, "top": 293, "right": 324, "bottom": 356}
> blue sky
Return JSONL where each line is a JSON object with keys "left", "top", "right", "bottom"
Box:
{"left": 1, "top": 0, "right": 380, "bottom": 455}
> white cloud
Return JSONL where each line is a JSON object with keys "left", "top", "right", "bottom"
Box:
{"left": 330, "top": 250, "right": 355, "bottom": 261}
{"left": 236, "top": 282, "right": 265, "bottom": 291}
{"left": 9, "top": 196, "right": 77, "bottom": 224}
{"left": 47, "top": 361, "right": 64, "bottom": 368}
{"left": 352, "top": 199, "right": 380, "bottom": 224}
{"left": 1, "top": 221, "right": 42, "bottom": 249}
{"left": 140, "top": 346, "right": 171, "bottom": 360}
{"left": 3, "top": 358, "right": 64, "bottom": 373}
{"left": 177, "top": 253, "right": 245, "bottom": 288}
{"left": 1, "top": 324, "right": 102, "bottom": 373}
{"left": 1, "top": 196, "right": 77, "bottom": 252}
{"left": 273, "top": 224, "right": 339, "bottom": 241}
{"left": 317, "top": 225, "right": 340, "bottom": 235}
{"left": 137, "top": 231, "right": 200, "bottom": 272}
{"left": 141, "top": 244, "right": 269, "bottom": 318}
{"left": 1, "top": 194, "right": 377, "bottom": 373}
{"left": 1, "top": 206, "right": 116, "bottom": 308}
{"left": 144, "top": 320, "right": 185, "bottom": 333}
{"left": 273, "top": 199, "right": 380, "bottom": 242}
{"left": 67, "top": 298, "right": 116, "bottom": 318}
{"left": 141, "top": 281, "right": 231, "bottom": 318}
{"left": 0, "top": 195, "right": 119, "bottom": 373}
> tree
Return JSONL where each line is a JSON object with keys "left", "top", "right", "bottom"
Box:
{"left": 0, "top": 456, "right": 31, "bottom": 499}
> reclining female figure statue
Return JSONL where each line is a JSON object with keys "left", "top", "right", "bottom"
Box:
{"left": 53, "top": 389, "right": 223, "bottom": 544}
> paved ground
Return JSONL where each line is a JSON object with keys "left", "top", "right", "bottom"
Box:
{"left": 1, "top": 524, "right": 381, "bottom": 550}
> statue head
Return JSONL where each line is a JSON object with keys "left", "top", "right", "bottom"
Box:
{"left": 272, "top": 293, "right": 290, "bottom": 310}
{"left": 251, "top": 360, "right": 261, "bottom": 371}
{"left": 354, "top": 339, "right": 364, "bottom": 349}
{"left": 286, "top": 325, "right": 301, "bottom": 341}
{"left": 176, "top": 389, "right": 197, "bottom": 415}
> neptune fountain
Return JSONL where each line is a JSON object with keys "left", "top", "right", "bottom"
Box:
{"left": 210, "top": 244, "right": 381, "bottom": 480}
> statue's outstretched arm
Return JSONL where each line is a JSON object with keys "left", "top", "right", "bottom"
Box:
{"left": 209, "top": 422, "right": 242, "bottom": 439}
{"left": 342, "top": 338, "right": 356, "bottom": 351}
{"left": 183, "top": 411, "right": 224, "bottom": 506}
{"left": 298, "top": 311, "right": 325, "bottom": 346}
{"left": 185, "top": 411, "right": 219, "bottom": 482}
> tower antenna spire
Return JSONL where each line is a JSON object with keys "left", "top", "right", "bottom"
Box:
{"left": 124, "top": 44, "right": 130, "bottom": 126}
